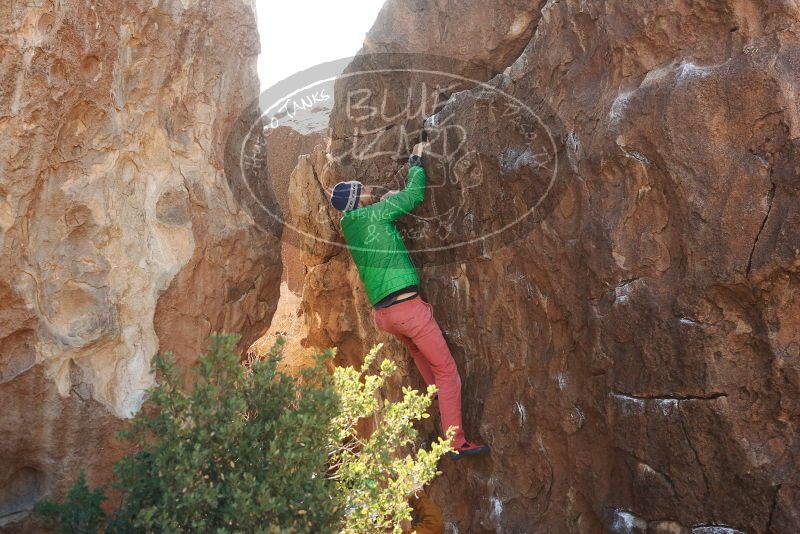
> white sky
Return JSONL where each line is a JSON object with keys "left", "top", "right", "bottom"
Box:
{"left": 255, "top": 0, "right": 387, "bottom": 91}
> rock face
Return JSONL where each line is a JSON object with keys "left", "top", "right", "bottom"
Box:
{"left": 263, "top": 126, "right": 324, "bottom": 294}
{"left": 0, "top": 0, "right": 280, "bottom": 529}
{"left": 294, "top": 0, "right": 800, "bottom": 532}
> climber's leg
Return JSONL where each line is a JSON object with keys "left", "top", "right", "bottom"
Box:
{"left": 374, "top": 297, "right": 465, "bottom": 447}
{"left": 394, "top": 333, "right": 436, "bottom": 386}
{"left": 374, "top": 307, "right": 435, "bottom": 385}
{"left": 403, "top": 300, "right": 465, "bottom": 447}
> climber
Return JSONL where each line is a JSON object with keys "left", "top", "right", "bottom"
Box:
{"left": 329, "top": 140, "right": 490, "bottom": 460}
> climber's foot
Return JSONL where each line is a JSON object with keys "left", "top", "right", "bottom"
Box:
{"left": 448, "top": 441, "right": 490, "bottom": 460}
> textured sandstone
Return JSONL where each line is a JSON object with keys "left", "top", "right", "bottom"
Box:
{"left": 294, "top": 0, "right": 800, "bottom": 532}
{"left": 263, "top": 126, "right": 324, "bottom": 294}
{"left": 0, "top": 0, "right": 280, "bottom": 529}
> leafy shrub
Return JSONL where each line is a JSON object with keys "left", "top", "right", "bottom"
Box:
{"left": 331, "top": 345, "right": 452, "bottom": 534}
{"left": 36, "top": 334, "right": 450, "bottom": 533}
{"left": 35, "top": 472, "right": 107, "bottom": 534}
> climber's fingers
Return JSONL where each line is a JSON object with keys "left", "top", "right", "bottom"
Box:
{"left": 412, "top": 141, "right": 430, "bottom": 157}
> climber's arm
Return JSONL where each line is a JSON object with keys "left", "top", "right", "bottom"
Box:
{"left": 376, "top": 165, "right": 425, "bottom": 220}
{"left": 372, "top": 143, "right": 428, "bottom": 221}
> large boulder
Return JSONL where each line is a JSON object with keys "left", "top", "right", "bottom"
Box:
{"left": 0, "top": 0, "right": 281, "bottom": 530}
{"left": 295, "top": 0, "right": 800, "bottom": 532}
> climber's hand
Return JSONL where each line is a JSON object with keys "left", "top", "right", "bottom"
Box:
{"left": 412, "top": 141, "right": 429, "bottom": 157}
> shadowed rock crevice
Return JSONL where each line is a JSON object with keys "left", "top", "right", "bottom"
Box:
{"left": 747, "top": 178, "right": 777, "bottom": 277}
{"left": 0, "top": 468, "right": 44, "bottom": 524}
{"left": 611, "top": 390, "right": 728, "bottom": 401}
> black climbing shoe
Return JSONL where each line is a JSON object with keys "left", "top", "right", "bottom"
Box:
{"left": 448, "top": 441, "right": 490, "bottom": 460}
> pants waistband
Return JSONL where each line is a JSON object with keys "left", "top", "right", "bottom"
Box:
{"left": 374, "top": 292, "right": 419, "bottom": 309}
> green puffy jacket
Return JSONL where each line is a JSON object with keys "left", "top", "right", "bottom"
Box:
{"left": 340, "top": 165, "right": 426, "bottom": 306}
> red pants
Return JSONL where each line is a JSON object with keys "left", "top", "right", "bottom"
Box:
{"left": 373, "top": 296, "right": 465, "bottom": 446}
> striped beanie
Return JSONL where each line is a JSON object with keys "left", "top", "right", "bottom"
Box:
{"left": 330, "top": 180, "right": 363, "bottom": 211}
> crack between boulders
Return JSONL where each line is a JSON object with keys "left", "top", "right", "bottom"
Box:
{"left": 692, "top": 523, "right": 745, "bottom": 531}
{"left": 612, "top": 389, "right": 727, "bottom": 401}
{"left": 491, "top": 3, "right": 547, "bottom": 84}
{"left": 766, "top": 484, "right": 781, "bottom": 533}
{"left": 307, "top": 158, "right": 340, "bottom": 239}
{"left": 746, "top": 175, "right": 776, "bottom": 277}
{"left": 678, "top": 405, "right": 714, "bottom": 522}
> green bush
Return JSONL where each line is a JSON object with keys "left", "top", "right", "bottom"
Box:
{"left": 35, "top": 334, "right": 450, "bottom": 533}
{"left": 35, "top": 472, "right": 107, "bottom": 534}
{"left": 331, "top": 345, "right": 452, "bottom": 534}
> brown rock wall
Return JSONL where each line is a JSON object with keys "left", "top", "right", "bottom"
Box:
{"left": 0, "top": 1, "right": 281, "bottom": 530}
{"left": 294, "top": 1, "right": 800, "bottom": 532}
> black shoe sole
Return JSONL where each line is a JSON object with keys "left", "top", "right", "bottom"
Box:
{"left": 448, "top": 446, "right": 490, "bottom": 460}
